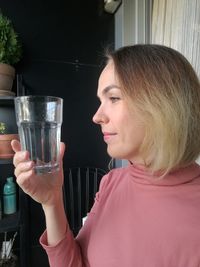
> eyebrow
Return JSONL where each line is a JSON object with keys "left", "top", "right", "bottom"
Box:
{"left": 101, "top": 84, "right": 121, "bottom": 96}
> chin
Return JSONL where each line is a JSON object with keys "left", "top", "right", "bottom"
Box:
{"left": 107, "top": 148, "right": 126, "bottom": 160}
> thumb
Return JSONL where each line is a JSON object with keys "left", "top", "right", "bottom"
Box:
{"left": 11, "top": 139, "right": 21, "bottom": 153}
{"left": 58, "top": 142, "right": 65, "bottom": 171}
{"left": 60, "top": 142, "right": 66, "bottom": 161}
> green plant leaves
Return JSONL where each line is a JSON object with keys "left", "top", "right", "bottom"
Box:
{"left": 0, "top": 13, "right": 22, "bottom": 65}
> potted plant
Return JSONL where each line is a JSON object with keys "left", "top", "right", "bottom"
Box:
{"left": 0, "top": 12, "right": 22, "bottom": 96}
{"left": 0, "top": 122, "right": 19, "bottom": 159}
{"left": 0, "top": 122, "right": 6, "bottom": 133}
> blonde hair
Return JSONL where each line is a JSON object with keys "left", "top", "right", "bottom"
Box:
{"left": 108, "top": 44, "right": 200, "bottom": 174}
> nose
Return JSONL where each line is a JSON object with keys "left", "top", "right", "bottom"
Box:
{"left": 92, "top": 105, "right": 108, "bottom": 125}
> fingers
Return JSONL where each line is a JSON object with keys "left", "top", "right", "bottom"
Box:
{"left": 58, "top": 142, "right": 66, "bottom": 171}
{"left": 14, "top": 160, "right": 35, "bottom": 178}
{"left": 13, "top": 150, "right": 30, "bottom": 167}
{"left": 12, "top": 139, "right": 31, "bottom": 167}
{"left": 14, "top": 168, "right": 39, "bottom": 197}
{"left": 60, "top": 142, "right": 66, "bottom": 159}
{"left": 13, "top": 141, "right": 66, "bottom": 179}
{"left": 11, "top": 139, "right": 21, "bottom": 152}
{"left": 11, "top": 139, "right": 35, "bottom": 186}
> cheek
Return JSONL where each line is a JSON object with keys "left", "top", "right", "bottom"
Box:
{"left": 125, "top": 117, "right": 145, "bottom": 144}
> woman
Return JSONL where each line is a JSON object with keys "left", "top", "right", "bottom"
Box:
{"left": 12, "top": 44, "right": 200, "bottom": 267}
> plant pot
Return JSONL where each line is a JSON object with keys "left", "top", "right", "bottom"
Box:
{"left": 0, "top": 63, "right": 15, "bottom": 96}
{"left": 0, "top": 134, "right": 19, "bottom": 159}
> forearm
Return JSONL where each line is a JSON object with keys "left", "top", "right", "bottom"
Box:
{"left": 42, "top": 190, "right": 67, "bottom": 246}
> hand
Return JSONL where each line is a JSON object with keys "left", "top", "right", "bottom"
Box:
{"left": 11, "top": 140, "right": 65, "bottom": 206}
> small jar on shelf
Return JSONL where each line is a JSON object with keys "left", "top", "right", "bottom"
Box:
{"left": 3, "top": 177, "right": 17, "bottom": 216}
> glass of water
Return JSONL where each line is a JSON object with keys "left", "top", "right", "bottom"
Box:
{"left": 14, "top": 95, "right": 63, "bottom": 175}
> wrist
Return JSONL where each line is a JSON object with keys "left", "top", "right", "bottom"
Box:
{"left": 41, "top": 190, "right": 68, "bottom": 246}
{"left": 42, "top": 189, "right": 64, "bottom": 211}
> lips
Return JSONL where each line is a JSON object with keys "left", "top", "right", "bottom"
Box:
{"left": 103, "top": 132, "right": 117, "bottom": 141}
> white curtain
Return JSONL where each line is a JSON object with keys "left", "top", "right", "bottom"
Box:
{"left": 152, "top": 0, "right": 200, "bottom": 78}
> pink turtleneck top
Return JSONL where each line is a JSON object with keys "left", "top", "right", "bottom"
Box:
{"left": 40, "top": 163, "right": 200, "bottom": 267}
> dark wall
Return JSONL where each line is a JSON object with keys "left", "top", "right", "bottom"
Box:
{"left": 0, "top": 1, "right": 114, "bottom": 266}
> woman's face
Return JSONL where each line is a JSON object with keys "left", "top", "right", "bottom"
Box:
{"left": 93, "top": 61, "right": 146, "bottom": 164}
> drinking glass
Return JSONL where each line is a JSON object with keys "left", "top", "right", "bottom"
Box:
{"left": 14, "top": 95, "right": 63, "bottom": 174}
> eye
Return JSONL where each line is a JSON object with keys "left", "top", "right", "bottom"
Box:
{"left": 109, "top": 97, "right": 120, "bottom": 103}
